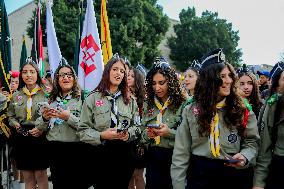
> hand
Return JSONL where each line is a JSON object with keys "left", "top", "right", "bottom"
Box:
{"left": 42, "top": 108, "right": 53, "bottom": 121}
{"left": 52, "top": 107, "right": 70, "bottom": 121}
{"left": 14, "top": 123, "right": 21, "bottom": 133}
{"left": 29, "top": 128, "right": 43, "bottom": 137}
{"left": 146, "top": 127, "right": 158, "bottom": 138}
{"left": 101, "top": 128, "right": 120, "bottom": 140}
{"left": 224, "top": 153, "right": 247, "bottom": 168}
{"left": 156, "top": 123, "right": 170, "bottom": 137}
{"left": 117, "top": 130, "right": 129, "bottom": 141}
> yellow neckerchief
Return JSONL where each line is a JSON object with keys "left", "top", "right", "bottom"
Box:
{"left": 209, "top": 98, "right": 226, "bottom": 158}
{"left": 154, "top": 96, "right": 172, "bottom": 144}
{"left": 0, "top": 114, "right": 11, "bottom": 138}
{"left": 22, "top": 85, "right": 41, "bottom": 120}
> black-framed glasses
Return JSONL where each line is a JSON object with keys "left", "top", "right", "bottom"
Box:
{"left": 58, "top": 72, "right": 74, "bottom": 79}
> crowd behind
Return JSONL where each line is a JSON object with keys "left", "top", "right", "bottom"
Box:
{"left": 0, "top": 48, "right": 283, "bottom": 189}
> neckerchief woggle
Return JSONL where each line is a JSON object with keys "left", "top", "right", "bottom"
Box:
{"left": 154, "top": 96, "right": 172, "bottom": 144}
{"left": 22, "top": 85, "right": 41, "bottom": 120}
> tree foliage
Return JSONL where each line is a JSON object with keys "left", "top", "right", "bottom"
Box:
{"left": 168, "top": 7, "right": 242, "bottom": 71}
{"left": 27, "top": 0, "right": 169, "bottom": 68}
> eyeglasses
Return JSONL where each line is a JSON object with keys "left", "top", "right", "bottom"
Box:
{"left": 58, "top": 72, "right": 74, "bottom": 78}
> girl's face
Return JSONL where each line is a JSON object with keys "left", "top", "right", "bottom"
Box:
{"left": 22, "top": 64, "right": 38, "bottom": 86}
{"left": 277, "top": 71, "right": 284, "bottom": 93}
{"left": 239, "top": 75, "right": 253, "bottom": 97}
{"left": 152, "top": 72, "right": 168, "bottom": 102}
{"left": 184, "top": 69, "right": 198, "bottom": 91}
{"left": 218, "top": 66, "right": 233, "bottom": 98}
{"left": 58, "top": 67, "right": 74, "bottom": 94}
{"left": 127, "top": 69, "right": 135, "bottom": 88}
{"left": 109, "top": 61, "right": 126, "bottom": 88}
{"left": 10, "top": 77, "right": 19, "bottom": 92}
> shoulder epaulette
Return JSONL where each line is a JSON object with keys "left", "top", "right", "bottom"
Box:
{"left": 266, "top": 93, "right": 279, "bottom": 106}
{"left": 242, "top": 98, "right": 252, "bottom": 111}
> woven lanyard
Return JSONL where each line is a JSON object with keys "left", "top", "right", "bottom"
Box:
{"left": 154, "top": 96, "right": 172, "bottom": 144}
{"left": 209, "top": 99, "right": 226, "bottom": 157}
{"left": 22, "top": 85, "right": 41, "bottom": 120}
{"left": 106, "top": 90, "right": 121, "bottom": 128}
{"left": 56, "top": 92, "right": 72, "bottom": 108}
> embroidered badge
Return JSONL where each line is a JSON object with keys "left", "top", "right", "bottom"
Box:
{"left": 96, "top": 100, "right": 104, "bottom": 107}
{"left": 227, "top": 133, "right": 238, "bottom": 143}
{"left": 17, "top": 95, "right": 22, "bottom": 101}
{"left": 147, "top": 108, "right": 154, "bottom": 116}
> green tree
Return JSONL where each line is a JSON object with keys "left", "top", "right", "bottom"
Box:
{"left": 168, "top": 7, "right": 242, "bottom": 71}
{"left": 27, "top": 0, "right": 169, "bottom": 68}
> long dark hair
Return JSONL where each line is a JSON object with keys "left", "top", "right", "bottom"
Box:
{"left": 269, "top": 70, "right": 284, "bottom": 97}
{"left": 145, "top": 65, "right": 186, "bottom": 112}
{"left": 96, "top": 57, "right": 130, "bottom": 104}
{"left": 195, "top": 62, "right": 246, "bottom": 136}
{"left": 18, "top": 60, "right": 44, "bottom": 89}
{"left": 238, "top": 72, "right": 262, "bottom": 116}
{"left": 130, "top": 68, "right": 146, "bottom": 117}
{"left": 49, "top": 64, "right": 81, "bottom": 102}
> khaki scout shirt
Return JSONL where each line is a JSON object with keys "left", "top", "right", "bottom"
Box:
{"left": 0, "top": 93, "right": 7, "bottom": 111}
{"left": 7, "top": 88, "right": 46, "bottom": 128}
{"left": 171, "top": 102, "right": 259, "bottom": 189}
{"left": 253, "top": 99, "right": 284, "bottom": 188}
{"left": 141, "top": 102, "right": 182, "bottom": 149}
{"left": 36, "top": 97, "right": 82, "bottom": 142}
{"left": 78, "top": 91, "right": 140, "bottom": 146}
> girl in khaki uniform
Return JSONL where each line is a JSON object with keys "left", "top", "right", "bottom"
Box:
{"left": 253, "top": 62, "right": 284, "bottom": 189}
{"left": 171, "top": 49, "right": 259, "bottom": 189}
{"left": 78, "top": 56, "right": 140, "bottom": 189}
{"left": 142, "top": 58, "right": 186, "bottom": 189}
{"left": 7, "top": 61, "right": 49, "bottom": 189}
{"left": 34, "top": 63, "right": 88, "bottom": 189}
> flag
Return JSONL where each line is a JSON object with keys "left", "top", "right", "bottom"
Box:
{"left": 78, "top": 0, "right": 104, "bottom": 92}
{"left": 0, "top": 0, "right": 11, "bottom": 92}
{"left": 37, "top": 1, "right": 44, "bottom": 77}
{"left": 46, "top": 0, "right": 62, "bottom": 79}
{"left": 19, "top": 35, "right": 27, "bottom": 69}
{"left": 101, "top": 0, "right": 112, "bottom": 64}
{"left": 73, "top": 0, "right": 84, "bottom": 74}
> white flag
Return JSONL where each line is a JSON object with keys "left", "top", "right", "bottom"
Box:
{"left": 78, "top": 0, "right": 104, "bottom": 92}
{"left": 46, "top": 0, "right": 62, "bottom": 79}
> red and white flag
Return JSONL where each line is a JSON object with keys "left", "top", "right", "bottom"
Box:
{"left": 78, "top": 0, "right": 104, "bottom": 92}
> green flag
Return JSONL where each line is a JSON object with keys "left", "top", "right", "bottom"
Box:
{"left": 0, "top": 0, "right": 12, "bottom": 91}
{"left": 19, "top": 35, "right": 28, "bottom": 70}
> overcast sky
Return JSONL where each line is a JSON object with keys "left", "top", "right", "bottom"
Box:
{"left": 157, "top": 0, "right": 284, "bottom": 66}
{"left": 5, "top": 0, "right": 284, "bottom": 66}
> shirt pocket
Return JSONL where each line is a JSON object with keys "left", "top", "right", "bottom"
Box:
{"left": 94, "top": 106, "right": 110, "bottom": 131}
{"left": 118, "top": 110, "right": 132, "bottom": 128}
{"left": 14, "top": 99, "right": 25, "bottom": 113}
{"left": 220, "top": 128, "right": 241, "bottom": 154}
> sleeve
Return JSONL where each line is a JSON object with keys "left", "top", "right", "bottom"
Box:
{"left": 77, "top": 95, "right": 102, "bottom": 146}
{"left": 0, "top": 93, "right": 7, "bottom": 111}
{"left": 253, "top": 106, "right": 273, "bottom": 188}
{"left": 127, "top": 98, "right": 141, "bottom": 142}
{"left": 171, "top": 107, "right": 192, "bottom": 189}
{"left": 35, "top": 116, "right": 49, "bottom": 131}
{"left": 240, "top": 110, "right": 260, "bottom": 163}
{"left": 167, "top": 105, "right": 183, "bottom": 139}
{"left": 7, "top": 95, "right": 19, "bottom": 127}
{"left": 66, "top": 99, "right": 82, "bottom": 129}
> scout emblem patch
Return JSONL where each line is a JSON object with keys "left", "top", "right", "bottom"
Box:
{"left": 227, "top": 133, "right": 238, "bottom": 143}
{"left": 17, "top": 95, "right": 23, "bottom": 101}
